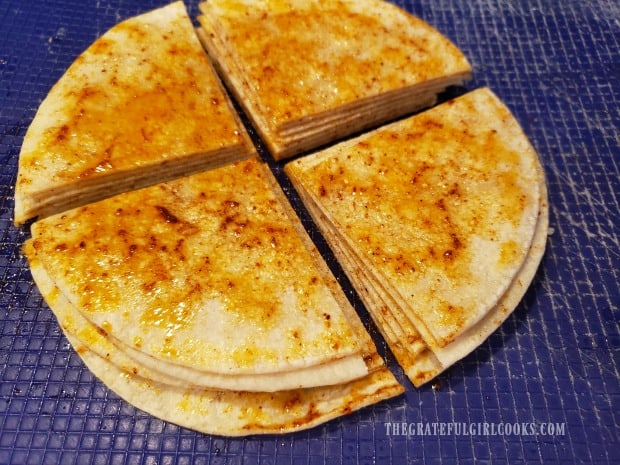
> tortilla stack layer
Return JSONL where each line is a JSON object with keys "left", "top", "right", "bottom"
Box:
{"left": 14, "top": 1, "right": 253, "bottom": 225}
{"left": 285, "top": 88, "right": 549, "bottom": 386}
{"left": 197, "top": 0, "right": 472, "bottom": 160}
{"left": 25, "top": 157, "right": 403, "bottom": 435}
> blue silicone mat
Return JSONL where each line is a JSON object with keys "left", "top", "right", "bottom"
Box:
{"left": 1, "top": 0, "right": 618, "bottom": 464}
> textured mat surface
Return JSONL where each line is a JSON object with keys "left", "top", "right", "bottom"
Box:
{"left": 1, "top": 0, "right": 618, "bottom": 464}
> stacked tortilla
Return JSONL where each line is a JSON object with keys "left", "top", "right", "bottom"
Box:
{"left": 285, "top": 88, "right": 549, "bottom": 386}
{"left": 17, "top": 2, "right": 403, "bottom": 436}
{"left": 14, "top": 1, "right": 252, "bottom": 225}
{"left": 15, "top": 0, "right": 548, "bottom": 436}
{"left": 197, "top": 0, "right": 471, "bottom": 159}
{"left": 25, "top": 157, "right": 402, "bottom": 435}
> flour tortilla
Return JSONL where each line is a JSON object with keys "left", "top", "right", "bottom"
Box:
{"left": 14, "top": 1, "right": 253, "bottom": 225}
{"left": 29, "top": 255, "right": 372, "bottom": 392}
{"left": 285, "top": 88, "right": 548, "bottom": 385}
{"left": 197, "top": 0, "right": 471, "bottom": 159}
{"left": 72, "top": 339, "right": 403, "bottom": 437}
{"left": 74, "top": 338, "right": 403, "bottom": 436}
{"left": 292, "top": 165, "right": 548, "bottom": 386}
{"left": 27, "top": 158, "right": 378, "bottom": 392}
{"left": 27, "top": 240, "right": 403, "bottom": 436}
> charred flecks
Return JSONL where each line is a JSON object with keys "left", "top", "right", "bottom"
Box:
{"left": 155, "top": 205, "right": 180, "bottom": 223}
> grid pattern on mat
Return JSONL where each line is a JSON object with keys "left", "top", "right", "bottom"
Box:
{"left": 1, "top": 0, "right": 618, "bottom": 464}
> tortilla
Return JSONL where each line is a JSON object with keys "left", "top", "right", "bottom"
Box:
{"left": 27, "top": 158, "right": 384, "bottom": 392}
{"left": 14, "top": 1, "right": 253, "bottom": 225}
{"left": 27, "top": 239, "right": 403, "bottom": 436}
{"left": 285, "top": 88, "right": 548, "bottom": 386}
{"left": 197, "top": 0, "right": 471, "bottom": 159}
